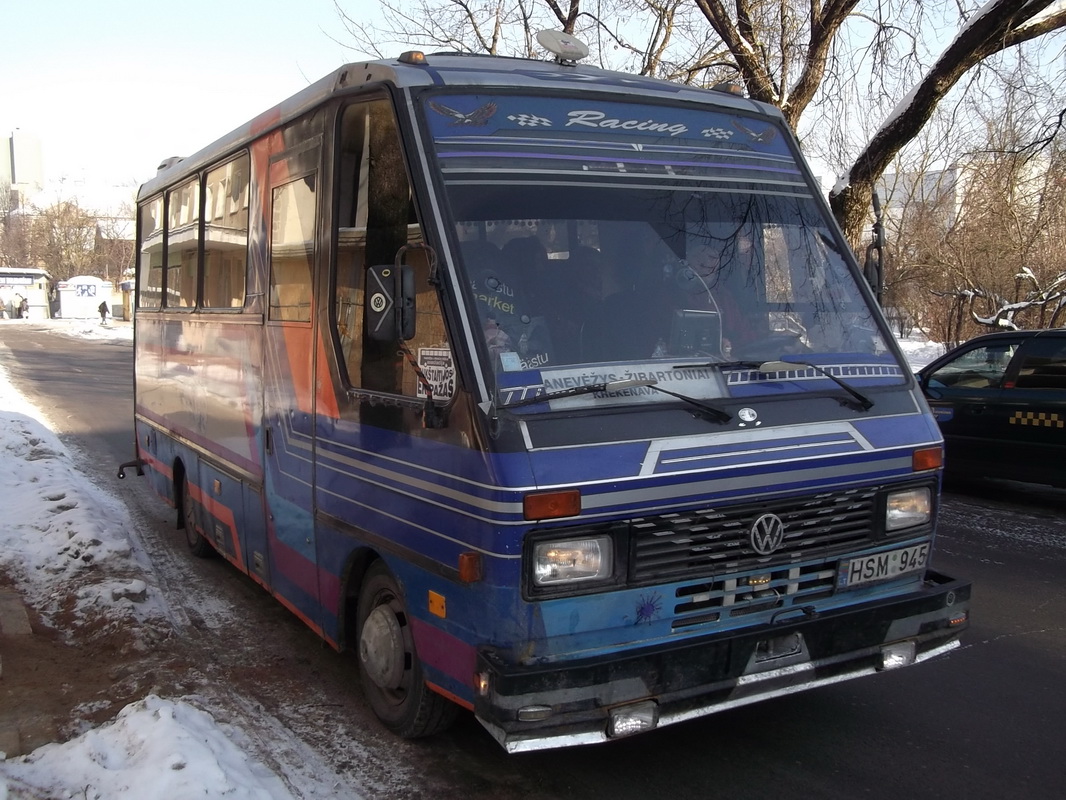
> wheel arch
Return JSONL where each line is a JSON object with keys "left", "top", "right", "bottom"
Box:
{"left": 173, "top": 457, "right": 188, "bottom": 529}
{"left": 339, "top": 547, "right": 384, "bottom": 652}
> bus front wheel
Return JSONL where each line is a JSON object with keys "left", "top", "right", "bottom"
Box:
{"left": 356, "top": 561, "right": 457, "bottom": 738}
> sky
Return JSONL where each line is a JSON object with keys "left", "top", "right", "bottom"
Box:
{"left": 0, "top": 319, "right": 943, "bottom": 797}
{"left": 2, "top": 0, "right": 375, "bottom": 210}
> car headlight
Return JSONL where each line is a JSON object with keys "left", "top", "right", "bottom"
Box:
{"left": 532, "top": 536, "right": 613, "bottom": 587}
{"left": 885, "top": 487, "right": 931, "bottom": 532}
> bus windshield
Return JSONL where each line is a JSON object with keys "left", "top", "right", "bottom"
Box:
{"left": 423, "top": 93, "right": 900, "bottom": 406}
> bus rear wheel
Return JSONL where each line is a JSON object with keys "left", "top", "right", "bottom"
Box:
{"left": 356, "top": 561, "right": 457, "bottom": 738}
{"left": 180, "top": 475, "right": 214, "bottom": 558}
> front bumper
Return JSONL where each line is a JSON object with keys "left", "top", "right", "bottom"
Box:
{"left": 475, "top": 570, "right": 969, "bottom": 752}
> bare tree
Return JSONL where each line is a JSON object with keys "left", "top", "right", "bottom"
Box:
{"left": 337, "top": 0, "right": 1066, "bottom": 248}
{"left": 825, "top": 0, "right": 1066, "bottom": 244}
{"left": 27, "top": 201, "right": 99, "bottom": 282}
{"left": 0, "top": 182, "right": 30, "bottom": 269}
{"left": 895, "top": 90, "right": 1066, "bottom": 344}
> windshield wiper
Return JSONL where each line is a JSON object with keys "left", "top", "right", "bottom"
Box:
{"left": 676, "top": 358, "right": 874, "bottom": 411}
{"left": 497, "top": 378, "right": 732, "bottom": 423}
{"left": 644, "top": 383, "right": 731, "bottom": 423}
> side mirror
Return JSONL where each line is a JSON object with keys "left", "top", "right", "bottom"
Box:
{"left": 366, "top": 262, "right": 415, "bottom": 341}
{"left": 916, "top": 372, "right": 941, "bottom": 399}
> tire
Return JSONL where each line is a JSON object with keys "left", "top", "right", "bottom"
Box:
{"left": 356, "top": 561, "right": 458, "bottom": 738}
{"left": 181, "top": 475, "right": 214, "bottom": 559}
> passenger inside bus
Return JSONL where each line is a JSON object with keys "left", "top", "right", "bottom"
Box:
{"left": 465, "top": 237, "right": 555, "bottom": 370}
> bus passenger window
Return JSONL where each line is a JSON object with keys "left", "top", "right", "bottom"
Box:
{"left": 203, "top": 156, "right": 249, "bottom": 309}
{"left": 138, "top": 197, "right": 164, "bottom": 309}
{"left": 269, "top": 175, "right": 316, "bottom": 322}
{"left": 166, "top": 179, "right": 200, "bottom": 308}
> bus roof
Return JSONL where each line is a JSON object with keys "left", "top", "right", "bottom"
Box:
{"left": 138, "top": 49, "right": 777, "bottom": 201}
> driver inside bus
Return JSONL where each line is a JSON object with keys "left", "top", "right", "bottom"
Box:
{"left": 681, "top": 236, "right": 756, "bottom": 356}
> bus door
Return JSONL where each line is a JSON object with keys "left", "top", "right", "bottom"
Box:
{"left": 261, "top": 132, "right": 323, "bottom": 621}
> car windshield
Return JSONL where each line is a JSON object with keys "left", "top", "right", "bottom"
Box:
{"left": 423, "top": 93, "right": 903, "bottom": 407}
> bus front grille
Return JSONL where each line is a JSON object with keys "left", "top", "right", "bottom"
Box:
{"left": 629, "top": 487, "right": 877, "bottom": 584}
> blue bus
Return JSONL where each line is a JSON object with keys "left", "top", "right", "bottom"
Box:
{"left": 123, "top": 33, "right": 970, "bottom": 752}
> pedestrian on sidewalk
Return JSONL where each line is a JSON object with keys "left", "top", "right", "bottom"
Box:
{"left": 98, "top": 300, "right": 109, "bottom": 325}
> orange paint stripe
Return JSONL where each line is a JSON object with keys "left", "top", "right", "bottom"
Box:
{"left": 272, "top": 591, "right": 327, "bottom": 642}
{"left": 186, "top": 482, "right": 244, "bottom": 570}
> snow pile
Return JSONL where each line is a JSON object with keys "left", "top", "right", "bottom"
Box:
{"left": 0, "top": 353, "right": 161, "bottom": 634}
{"left": 1, "top": 696, "right": 296, "bottom": 800}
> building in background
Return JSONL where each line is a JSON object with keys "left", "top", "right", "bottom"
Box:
{"left": 1, "top": 130, "right": 45, "bottom": 208}
{"left": 0, "top": 265, "right": 52, "bottom": 319}
{"left": 877, "top": 167, "right": 962, "bottom": 228}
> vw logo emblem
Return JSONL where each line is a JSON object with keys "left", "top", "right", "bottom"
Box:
{"left": 750, "top": 514, "right": 786, "bottom": 555}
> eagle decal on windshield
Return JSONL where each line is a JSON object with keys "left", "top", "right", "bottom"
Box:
{"left": 429, "top": 101, "right": 499, "bottom": 125}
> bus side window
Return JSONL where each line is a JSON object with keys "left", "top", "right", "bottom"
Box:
{"left": 203, "top": 155, "right": 249, "bottom": 309}
{"left": 138, "top": 196, "right": 164, "bottom": 309}
{"left": 269, "top": 174, "right": 316, "bottom": 322}
{"left": 335, "top": 99, "right": 453, "bottom": 402}
{"left": 166, "top": 179, "right": 200, "bottom": 309}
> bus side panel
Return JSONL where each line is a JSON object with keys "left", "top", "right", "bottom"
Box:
{"left": 261, "top": 321, "right": 322, "bottom": 633}
{"left": 135, "top": 314, "right": 268, "bottom": 576}
{"left": 311, "top": 408, "right": 542, "bottom": 695}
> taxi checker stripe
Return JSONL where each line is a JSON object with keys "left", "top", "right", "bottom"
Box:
{"left": 1010, "top": 411, "right": 1064, "bottom": 428}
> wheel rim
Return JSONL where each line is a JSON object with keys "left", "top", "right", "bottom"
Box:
{"left": 360, "top": 604, "right": 405, "bottom": 689}
{"left": 359, "top": 590, "right": 414, "bottom": 707}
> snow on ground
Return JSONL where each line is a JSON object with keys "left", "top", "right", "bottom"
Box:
{"left": 895, "top": 335, "right": 945, "bottom": 370}
{"left": 0, "top": 320, "right": 943, "bottom": 798}
{"left": 0, "top": 319, "right": 302, "bottom": 800}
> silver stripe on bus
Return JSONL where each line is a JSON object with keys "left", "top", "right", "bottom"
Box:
{"left": 639, "top": 420, "right": 876, "bottom": 476}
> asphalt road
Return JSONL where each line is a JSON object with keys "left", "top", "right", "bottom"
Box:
{"left": 2, "top": 323, "right": 1064, "bottom": 798}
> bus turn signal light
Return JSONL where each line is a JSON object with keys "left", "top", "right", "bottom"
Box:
{"left": 459, "top": 552, "right": 482, "bottom": 583}
{"left": 913, "top": 446, "right": 943, "bottom": 472}
{"left": 523, "top": 490, "right": 581, "bottom": 520}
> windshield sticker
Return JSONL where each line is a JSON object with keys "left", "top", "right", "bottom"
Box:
{"left": 496, "top": 362, "right": 726, "bottom": 411}
{"left": 428, "top": 100, "right": 499, "bottom": 126}
{"left": 416, "top": 347, "right": 456, "bottom": 400}
{"left": 425, "top": 95, "right": 792, "bottom": 157}
{"left": 496, "top": 370, "right": 547, "bottom": 407}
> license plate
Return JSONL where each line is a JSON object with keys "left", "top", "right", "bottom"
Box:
{"left": 838, "top": 544, "right": 929, "bottom": 589}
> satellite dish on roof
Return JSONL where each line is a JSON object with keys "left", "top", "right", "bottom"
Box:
{"left": 536, "top": 30, "right": 589, "bottom": 64}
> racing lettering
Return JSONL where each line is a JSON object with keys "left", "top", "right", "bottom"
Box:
{"left": 566, "top": 110, "right": 688, "bottom": 137}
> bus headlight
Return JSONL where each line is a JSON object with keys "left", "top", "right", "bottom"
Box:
{"left": 885, "top": 487, "right": 931, "bottom": 532}
{"left": 532, "top": 536, "right": 613, "bottom": 587}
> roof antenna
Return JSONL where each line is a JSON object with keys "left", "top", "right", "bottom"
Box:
{"left": 536, "top": 30, "right": 589, "bottom": 66}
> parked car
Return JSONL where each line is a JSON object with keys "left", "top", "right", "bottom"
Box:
{"left": 916, "top": 329, "right": 1066, "bottom": 487}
